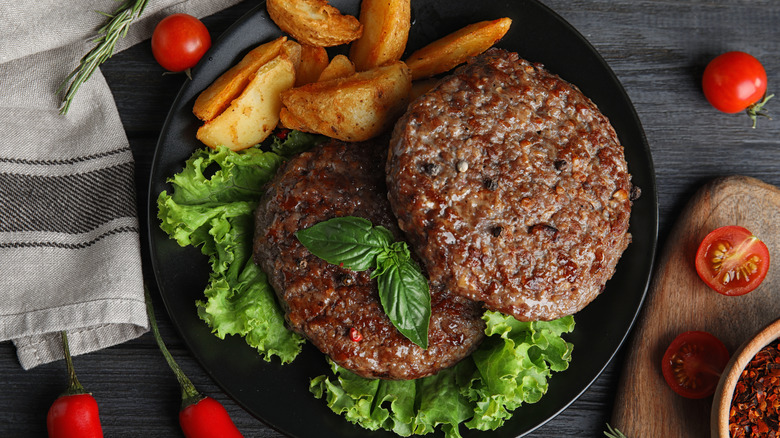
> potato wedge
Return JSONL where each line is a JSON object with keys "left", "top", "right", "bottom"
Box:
{"left": 196, "top": 55, "right": 296, "bottom": 150}
{"left": 280, "top": 39, "right": 302, "bottom": 70}
{"left": 317, "top": 54, "right": 356, "bottom": 82}
{"left": 193, "top": 36, "right": 287, "bottom": 121}
{"left": 295, "top": 45, "right": 329, "bottom": 86}
{"left": 405, "top": 17, "right": 512, "bottom": 80}
{"left": 266, "top": 0, "right": 363, "bottom": 47}
{"left": 349, "top": 0, "right": 410, "bottom": 71}
{"left": 280, "top": 61, "right": 411, "bottom": 142}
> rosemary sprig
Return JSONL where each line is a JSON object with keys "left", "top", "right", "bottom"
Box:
{"left": 58, "top": 0, "right": 149, "bottom": 115}
{"left": 604, "top": 423, "right": 628, "bottom": 438}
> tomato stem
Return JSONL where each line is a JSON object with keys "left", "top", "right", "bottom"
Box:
{"left": 144, "top": 286, "right": 205, "bottom": 410}
{"left": 60, "top": 331, "right": 87, "bottom": 396}
{"left": 747, "top": 93, "right": 774, "bottom": 128}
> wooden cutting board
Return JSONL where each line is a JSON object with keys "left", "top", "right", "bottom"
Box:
{"left": 611, "top": 175, "right": 780, "bottom": 437}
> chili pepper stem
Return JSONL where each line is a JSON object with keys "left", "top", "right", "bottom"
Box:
{"left": 60, "top": 331, "right": 88, "bottom": 396}
{"left": 144, "top": 286, "right": 205, "bottom": 409}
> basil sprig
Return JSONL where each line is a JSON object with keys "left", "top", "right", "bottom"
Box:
{"left": 295, "top": 217, "right": 431, "bottom": 349}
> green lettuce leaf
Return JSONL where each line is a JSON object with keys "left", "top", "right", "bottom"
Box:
{"left": 197, "top": 258, "right": 303, "bottom": 363}
{"left": 166, "top": 146, "right": 283, "bottom": 206}
{"left": 270, "top": 130, "right": 328, "bottom": 158}
{"left": 310, "top": 312, "right": 575, "bottom": 437}
{"left": 156, "top": 144, "right": 317, "bottom": 363}
{"left": 465, "top": 313, "right": 574, "bottom": 430}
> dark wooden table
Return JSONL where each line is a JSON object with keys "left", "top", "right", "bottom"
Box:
{"left": 2, "top": 0, "right": 779, "bottom": 436}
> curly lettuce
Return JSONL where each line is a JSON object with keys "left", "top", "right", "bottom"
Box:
{"left": 311, "top": 312, "right": 575, "bottom": 438}
{"left": 156, "top": 131, "right": 325, "bottom": 363}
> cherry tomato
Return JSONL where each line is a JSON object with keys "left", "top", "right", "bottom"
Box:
{"left": 695, "top": 225, "right": 770, "bottom": 296}
{"left": 151, "top": 14, "right": 211, "bottom": 73}
{"left": 702, "top": 51, "right": 773, "bottom": 127}
{"left": 661, "top": 331, "right": 730, "bottom": 399}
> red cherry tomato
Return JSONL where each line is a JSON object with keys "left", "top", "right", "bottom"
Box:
{"left": 702, "top": 51, "right": 773, "bottom": 127}
{"left": 702, "top": 51, "right": 767, "bottom": 113}
{"left": 695, "top": 225, "right": 770, "bottom": 296}
{"left": 661, "top": 331, "right": 730, "bottom": 399}
{"left": 151, "top": 14, "right": 211, "bottom": 73}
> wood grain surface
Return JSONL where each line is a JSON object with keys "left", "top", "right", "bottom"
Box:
{"left": 2, "top": 1, "right": 780, "bottom": 437}
{"left": 612, "top": 175, "right": 780, "bottom": 437}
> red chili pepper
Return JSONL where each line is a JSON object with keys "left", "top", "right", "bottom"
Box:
{"left": 730, "top": 339, "right": 780, "bottom": 437}
{"left": 145, "top": 288, "right": 244, "bottom": 438}
{"left": 349, "top": 327, "right": 362, "bottom": 342}
{"left": 46, "top": 331, "right": 104, "bottom": 438}
{"left": 180, "top": 396, "right": 243, "bottom": 438}
{"left": 275, "top": 128, "right": 290, "bottom": 140}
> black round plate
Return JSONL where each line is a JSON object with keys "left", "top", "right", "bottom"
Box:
{"left": 148, "top": 1, "right": 658, "bottom": 437}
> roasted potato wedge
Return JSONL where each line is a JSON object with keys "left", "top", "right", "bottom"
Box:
{"left": 196, "top": 55, "right": 296, "bottom": 150}
{"left": 295, "top": 45, "right": 329, "bottom": 86}
{"left": 266, "top": 0, "right": 363, "bottom": 47}
{"left": 317, "top": 54, "right": 356, "bottom": 82}
{"left": 280, "top": 61, "right": 411, "bottom": 142}
{"left": 349, "top": 0, "right": 410, "bottom": 71}
{"left": 280, "top": 39, "right": 302, "bottom": 69}
{"left": 405, "top": 17, "right": 512, "bottom": 80}
{"left": 193, "top": 36, "right": 287, "bottom": 122}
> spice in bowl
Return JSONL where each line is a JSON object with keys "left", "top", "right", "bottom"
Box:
{"left": 729, "top": 338, "right": 780, "bottom": 437}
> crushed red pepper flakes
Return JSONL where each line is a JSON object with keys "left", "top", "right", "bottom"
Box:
{"left": 349, "top": 327, "right": 362, "bottom": 342}
{"left": 275, "top": 128, "right": 291, "bottom": 140}
{"left": 730, "top": 339, "right": 780, "bottom": 437}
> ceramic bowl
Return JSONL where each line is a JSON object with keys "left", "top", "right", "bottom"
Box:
{"left": 711, "top": 317, "right": 780, "bottom": 437}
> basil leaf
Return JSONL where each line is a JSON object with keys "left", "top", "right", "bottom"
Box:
{"left": 372, "top": 242, "right": 410, "bottom": 278}
{"left": 297, "top": 216, "right": 431, "bottom": 349}
{"left": 376, "top": 258, "right": 431, "bottom": 349}
{"left": 295, "top": 216, "right": 392, "bottom": 271}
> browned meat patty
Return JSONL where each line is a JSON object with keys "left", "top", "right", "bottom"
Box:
{"left": 386, "top": 48, "right": 633, "bottom": 322}
{"left": 253, "top": 140, "right": 485, "bottom": 380}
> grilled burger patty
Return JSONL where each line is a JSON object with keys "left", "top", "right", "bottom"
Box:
{"left": 386, "top": 48, "right": 633, "bottom": 322}
{"left": 253, "top": 140, "right": 485, "bottom": 380}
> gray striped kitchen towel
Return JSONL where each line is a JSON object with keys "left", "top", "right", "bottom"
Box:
{"left": 0, "top": 0, "right": 242, "bottom": 369}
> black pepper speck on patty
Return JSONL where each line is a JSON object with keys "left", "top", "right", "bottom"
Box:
{"left": 386, "top": 48, "right": 633, "bottom": 322}
{"left": 253, "top": 140, "right": 485, "bottom": 380}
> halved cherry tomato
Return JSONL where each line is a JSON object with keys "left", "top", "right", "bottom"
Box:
{"left": 661, "top": 331, "right": 730, "bottom": 399}
{"left": 695, "top": 225, "right": 770, "bottom": 296}
{"left": 151, "top": 14, "right": 211, "bottom": 74}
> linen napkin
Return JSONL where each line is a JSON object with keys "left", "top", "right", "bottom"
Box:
{"left": 0, "top": 0, "right": 243, "bottom": 369}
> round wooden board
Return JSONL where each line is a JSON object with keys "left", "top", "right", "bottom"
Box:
{"left": 611, "top": 175, "right": 780, "bottom": 436}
